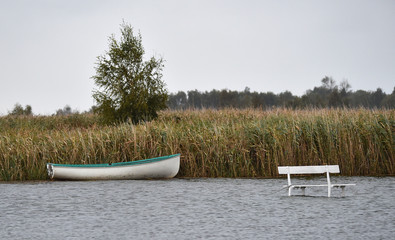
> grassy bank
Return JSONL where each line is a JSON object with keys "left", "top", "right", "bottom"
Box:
{"left": 0, "top": 109, "right": 394, "bottom": 181}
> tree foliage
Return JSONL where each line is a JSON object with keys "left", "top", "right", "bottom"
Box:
{"left": 92, "top": 22, "right": 168, "bottom": 124}
{"left": 56, "top": 105, "right": 76, "bottom": 116}
{"left": 9, "top": 103, "right": 33, "bottom": 116}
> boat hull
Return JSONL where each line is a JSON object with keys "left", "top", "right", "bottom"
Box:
{"left": 46, "top": 154, "right": 180, "bottom": 180}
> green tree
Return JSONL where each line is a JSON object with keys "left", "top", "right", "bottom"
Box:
{"left": 168, "top": 91, "right": 187, "bottom": 109}
{"left": 56, "top": 105, "right": 73, "bottom": 116}
{"left": 372, "top": 88, "right": 385, "bottom": 107}
{"left": 92, "top": 22, "right": 168, "bottom": 124}
{"left": 381, "top": 87, "right": 395, "bottom": 108}
{"left": 9, "top": 103, "right": 33, "bottom": 116}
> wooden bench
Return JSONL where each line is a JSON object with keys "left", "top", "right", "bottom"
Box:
{"left": 278, "top": 165, "right": 355, "bottom": 197}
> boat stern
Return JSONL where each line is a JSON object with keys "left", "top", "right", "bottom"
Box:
{"left": 46, "top": 163, "right": 54, "bottom": 179}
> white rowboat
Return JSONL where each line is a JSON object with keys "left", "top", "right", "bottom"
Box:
{"left": 46, "top": 154, "right": 180, "bottom": 180}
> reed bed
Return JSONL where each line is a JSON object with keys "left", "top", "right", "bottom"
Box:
{"left": 0, "top": 108, "right": 393, "bottom": 181}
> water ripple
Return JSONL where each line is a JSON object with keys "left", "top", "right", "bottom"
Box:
{"left": 1, "top": 177, "right": 394, "bottom": 239}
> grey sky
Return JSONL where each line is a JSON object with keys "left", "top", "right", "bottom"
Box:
{"left": 1, "top": 0, "right": 394, "bottom": 115}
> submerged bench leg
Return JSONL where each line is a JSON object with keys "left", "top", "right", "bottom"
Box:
{"left": 288, "top": 186, "right": 294, "bottom": 196}
{"left": 341, "top": 186, "right": 345, "bottom": 197}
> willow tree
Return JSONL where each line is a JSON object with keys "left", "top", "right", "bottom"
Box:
{"left": 92, "top": 22, "right": 168, "bottom": 124}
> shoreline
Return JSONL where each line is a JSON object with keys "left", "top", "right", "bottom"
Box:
{"left": 1, "top": 175, "right": 394, "bottom": 183}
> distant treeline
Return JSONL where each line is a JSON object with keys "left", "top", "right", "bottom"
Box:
{"left": 6, "top": 77, "right": 394, "bottom": 117}
{"left": 168, "top": 77, "right": 395, "bottom": 109}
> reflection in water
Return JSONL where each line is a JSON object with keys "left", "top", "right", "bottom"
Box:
{"left": 0, "top": 177, "right": 394, "bottom": 239}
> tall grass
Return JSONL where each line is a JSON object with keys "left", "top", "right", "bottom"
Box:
{"left": 0, "top": 109, "right": 393, "bottom": 181}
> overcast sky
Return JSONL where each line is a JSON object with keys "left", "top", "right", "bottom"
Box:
{"left": 1, "top": 0, "right": 394, "bottom": 115}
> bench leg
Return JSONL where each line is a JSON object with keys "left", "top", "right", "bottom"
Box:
{"left": 327, "top": 171, "right": 331, "bottom": 197}
{"left": 341, "top": 186, "right": 345, "bottom": 197}
{"left": 288, "top": 186, "right": 294, "bottom": 196}
{"left": 301, "top": 187, "right": 306, "bottom": 196}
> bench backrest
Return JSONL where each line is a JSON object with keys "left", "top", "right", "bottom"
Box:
{"left": 278, "top": 165, "right": 340, "bottom": 175}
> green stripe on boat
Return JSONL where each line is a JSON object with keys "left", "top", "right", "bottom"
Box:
{"left": 50, "top": 154, "right": 180, "bottom": 168}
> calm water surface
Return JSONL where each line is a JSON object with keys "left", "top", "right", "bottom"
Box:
{"left": 1, "top": 177, "right": 394, "bottom": 239}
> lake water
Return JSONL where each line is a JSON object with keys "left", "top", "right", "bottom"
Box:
{"left": 1, "top": 177, "right": 394, "bottom": 239}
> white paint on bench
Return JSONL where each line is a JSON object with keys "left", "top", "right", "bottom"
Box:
{"left": 278, "top": 165, "right": 340, "bottom": 174}
{"left": 278, "top": 165, "right": 355, "bottom": 197}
